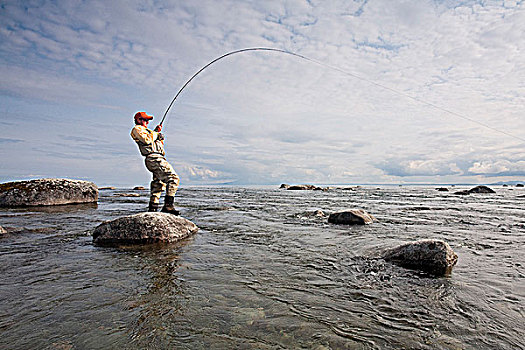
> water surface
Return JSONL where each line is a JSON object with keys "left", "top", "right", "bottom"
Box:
{"left": 1, "top": 185, "right": 524, "bottom": 349}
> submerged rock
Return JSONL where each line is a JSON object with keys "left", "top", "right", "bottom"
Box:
{"left": 516, "top": 184, "right": 524, "bottom": 188}
{"left": 436, "top": 187, "right": 449, "bottom": 192}
{"left": 93, "top": 212, "right": 198, "bottom": 245}
{"left": 0, "top": 178, "right": 98, "bottom": 207}
{"left": 328, "top": 209, "right": 375, "bottom": 225}
{"left": 454, "top": 190, "right": 470, "bottom": 195}
{"left": 382, "top": 240, "right": 458, "bottom": 276}
{"left": 113, "top": 193, "right": 141, "bottom": 197}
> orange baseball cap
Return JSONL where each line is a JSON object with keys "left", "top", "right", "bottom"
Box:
{"left": 134, "top": 111, "right": 153, "bottom": 121}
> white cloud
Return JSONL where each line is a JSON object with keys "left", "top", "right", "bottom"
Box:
{"left": 468, "top": 160, "right": 525, "bottom": 176}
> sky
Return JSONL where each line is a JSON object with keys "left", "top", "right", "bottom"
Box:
{"left": 1, "top": 0, "right": 524, "bottom": 186}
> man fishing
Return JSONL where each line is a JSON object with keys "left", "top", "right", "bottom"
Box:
{"left": 131, "top": 111, "right": 180, "bottom": 215}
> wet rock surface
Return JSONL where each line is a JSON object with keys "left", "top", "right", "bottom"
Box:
{"left": 382, "top": 239, "right": 458, "bottom": 276}
{"left": 0, "top": 226, "right": 6, "bottom": 234}
{"left": 93, "top": 212, "right": 199, "bottom": 245}
{"left": 328, "top": 209, "right": 375, "bottom": 225}
{"left": 0, "top": 178, "right": 98, "bottom": 207}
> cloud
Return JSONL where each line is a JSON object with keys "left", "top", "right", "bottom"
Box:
{"left": 0, "top": 138, "right": 23, "bottom": 144}
{"left": 468, "top": 160, "right": 525, "bottom": 177}
{"left": 378, "top": 158, "right": 462, "bottom": 177}
{"left": 1, "top": 0, "right": 524, "bottom": 185}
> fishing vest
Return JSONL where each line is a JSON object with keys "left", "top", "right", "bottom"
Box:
{"left": 130, "top": 125, "right": 165, "bottom": 157}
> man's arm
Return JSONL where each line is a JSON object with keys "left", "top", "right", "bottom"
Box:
{"left": 131, "top": 126, "right": 159, "bottom": 144}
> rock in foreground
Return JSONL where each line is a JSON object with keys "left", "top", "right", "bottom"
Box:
{"left": 382, "top": 240, "right": 458, "bottom": 276}
{"left": 328, "top": 209, "right": 375, "bottom": 225}
{"left": 93, "top": 212, "right": 198, "bottom": 245}
{"left": 0, "top": 178, "right": 98, "bottom": 207}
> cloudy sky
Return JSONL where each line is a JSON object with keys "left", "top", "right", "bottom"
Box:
{"left": 1, "top": 0, "right": 524, "bottom": 186}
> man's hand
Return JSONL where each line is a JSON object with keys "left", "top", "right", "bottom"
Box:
{"left": 154, "top": 124, "right": 162, "bottom": 132}
{"left": 157, "top": 132, "right": 165, "bottom": 141}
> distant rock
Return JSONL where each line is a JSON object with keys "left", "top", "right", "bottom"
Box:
{"left": 328, "top": 209, "right": 375, "bottom": 225}
{"left": 453, "top": 190, "right": 470, "bottom": 195}
{"left": 454, "top": 185, "right": 496, "bottom": 195}
{"left": 0, "top": 178, "right": 98, "bottom": 207}
{"left": 382, "top": 240, "right": 458, "bottom": 276}
{"left": 113, "top": 193, "right": 141, "bottom": 197}
{"left": 468, "top": 185, "right": 495, "bottom": 194}
{"left": 133, "top": 186, "right": 146, "bottom": 190}
{"left": 436, "top": 187, "right": 449, "bottom": 192}
{"left": 517, "top": 184, "right": 524, "bottom": 188}
{"left": 284, "top": 184, "right": 328, "bottom": 191}
{"left": 93, "top": 212, "right": 198, "bottom": 245}
{"left": 99, "top": 186, "right": 116, "bottom": 190}
{"left": 0, "top": 226, "right": 7, "bottom": 234}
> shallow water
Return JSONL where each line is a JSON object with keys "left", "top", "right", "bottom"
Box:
{"left": 0, "top": 185, "right": 524, "bottom": 349}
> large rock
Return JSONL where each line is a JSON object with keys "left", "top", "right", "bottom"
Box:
{"left": 0, "top": 178, "right": 98, "bottom": 207}
{"left": 328, "top": 209, "right": 375, "bottom": 225}
{"left": 382, "top": 240, "right": 458, "bottom": 276}
{"left": 93, "top": 212, "right": 198, "bottom": 245}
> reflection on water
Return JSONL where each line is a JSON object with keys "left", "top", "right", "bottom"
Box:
{"left": 0, "top": 186, "right": 524, "bottom": 349}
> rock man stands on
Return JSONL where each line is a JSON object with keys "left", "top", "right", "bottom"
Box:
{"left": 130, "top": 111, "right": 180, "bottom": 215}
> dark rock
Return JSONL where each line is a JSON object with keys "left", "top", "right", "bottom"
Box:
{"left": 0, "top": 178, "right": 98, "bottom": 207}
{"left": 280, "top": 184, "right": 290, "bottom": 189}
{"left": 328, "top": 209, "right": 375, "bottom": 225}
{"left": 133, "top": 186, "right": 146, "bottom": 190}
{"left": 382, "top": 240, "right": 458, "bottom": 276}
{"left": 286, "top": 184, "right": 328, "bottom": 191}
{"left": 93, "top": 212, "right": 198, "bottom": 245}
{"left": 468, "top": 185, "right": 495, "bottom": 194}
{"left": 454, "top": 190, "right": 470, "bottom": 195}
{"left": 287, "top": 184, "right": 317, "bottom": 190}
{"left": 436, "top": 187, "right": 449, "bottom": 192}
{"left": 517, "top": 184, "right": 524, "bottom": 188}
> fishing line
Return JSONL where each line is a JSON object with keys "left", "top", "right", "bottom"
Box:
{"left": 161, "top": 47, "right": 525, "bottom": 143}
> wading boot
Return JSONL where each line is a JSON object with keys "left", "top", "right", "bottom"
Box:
{"left": 148, "top": 201, "right": 159, "bottom": 212}
{"left": 161, "top": 196, "right": 180, "bottom": 215}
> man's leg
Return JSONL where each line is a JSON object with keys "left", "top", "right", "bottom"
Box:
{"left": 155, "top": 159, "right": 180, "bottom": 215}
{"left": 145, "top": 157, "right": 166, "bottom": 212}
{"left": 148, "top": 175, "right": 164, "bottom": 211}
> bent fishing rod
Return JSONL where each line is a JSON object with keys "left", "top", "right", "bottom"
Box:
{"left": 159, "top": 47, "right": 525, "bottom": 143}
{"left": 159, "top": 47, "right": 313, "bottom": 126}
